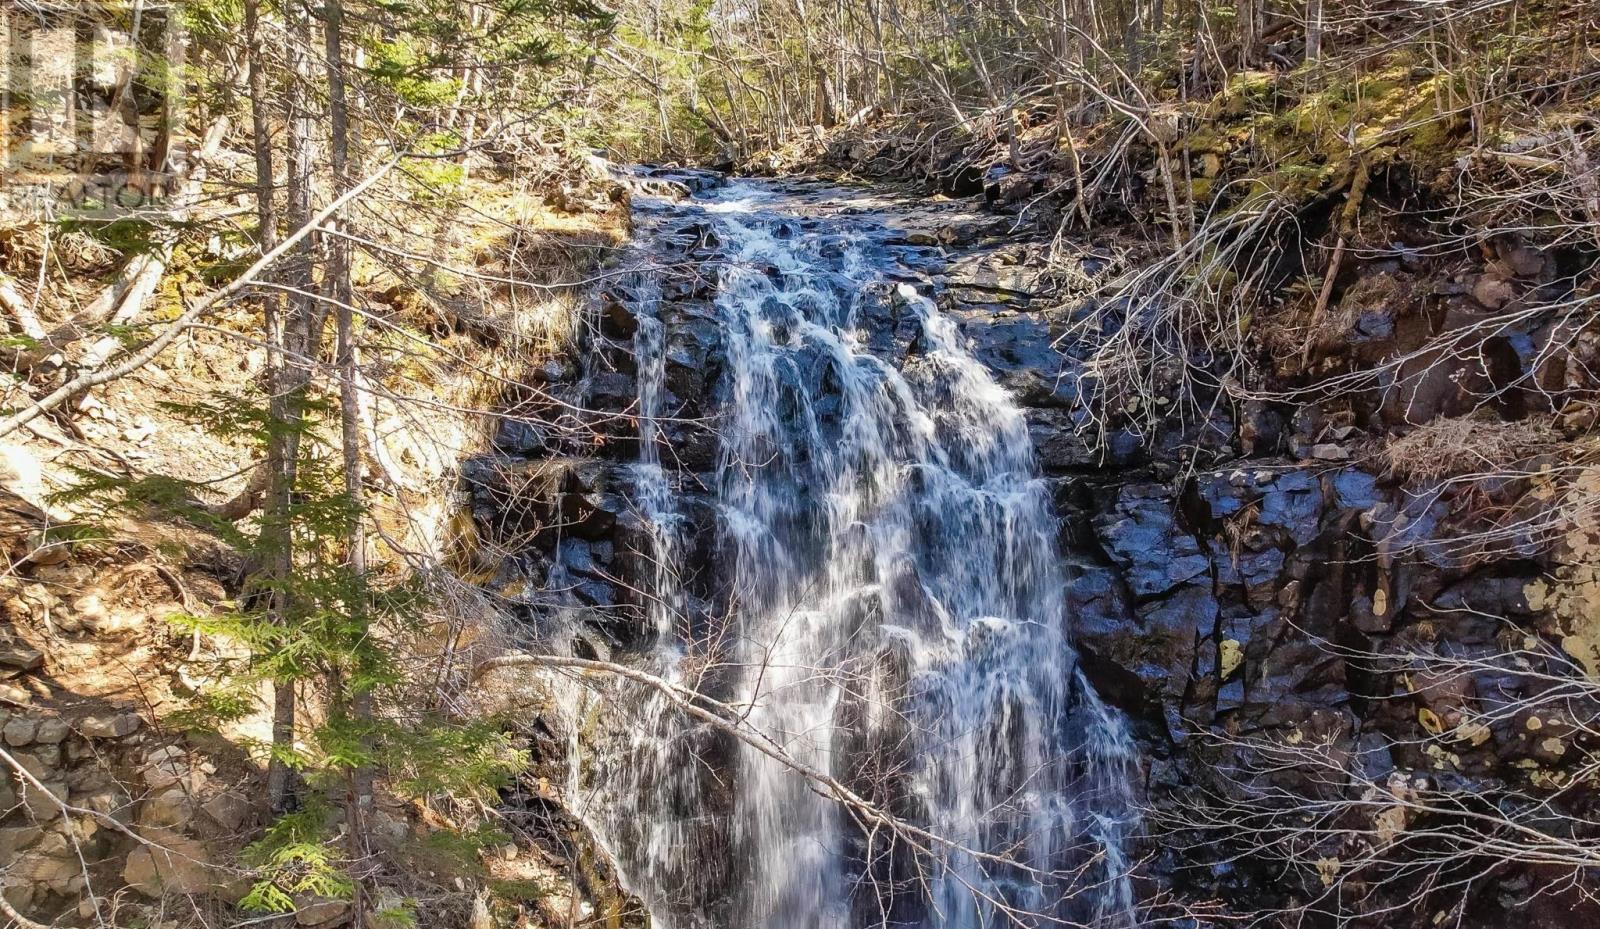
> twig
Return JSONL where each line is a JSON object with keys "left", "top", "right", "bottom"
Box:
{"left": 0, "top": 159, "right": 402, "bottom": 441}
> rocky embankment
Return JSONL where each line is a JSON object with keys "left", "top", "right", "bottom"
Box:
{"left": 0, "top": 497, "right": 264, "bottom": 923}
{"left": 461, "top": 165, "right": 1598, "bottom": 928}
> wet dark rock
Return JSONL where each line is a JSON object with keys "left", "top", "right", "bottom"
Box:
{"left": 645, "top": 167, "right": 726, "bottom": 193}
{"left": 935, "top": 151, "right": 984, "bottom": 196}
{"left": 664, "top": 319, "right": 722, "bottom": 407}
{"left": 1331, "top": 468, "right": 1381, "bottom": 510}
{"left": 1025, "top": 409, "right": 1101, "bottom": 470}
{"left": 1237, "top": 401, "right": 1286, "bottom": 456}
{"left": 494, "top": 418, "right": 554, "bottom": 456}
{"left": 1210, "top": 539, "right": 1284, "bottom": 600}
{"left": 953, "top": 309, "right": 1062, "bottom": 373}
{"left": 468, "top": 172, "right": 1572, "bottom": 929}
{"left": 588, "top": 372, "right": 638, "bottom": 411}
{"left": 1254, "top": 470, "right": 1324, "bottom": 547}
{"left": 461, "top": 457, "right": 619, "bottom": 547}
{"left": 600, "top": 290, "right": 639, "bottom": 339}
{"left": 1094, "top": 484, "right": 1210, "bottom": 599}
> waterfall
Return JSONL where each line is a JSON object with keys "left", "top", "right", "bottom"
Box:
{"left": 570, "top": 179, "right": 1140, "bottom": 929}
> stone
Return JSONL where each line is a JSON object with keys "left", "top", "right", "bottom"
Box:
{"left": 74, "top": 785, "right": 134, "bottom": 826}
{"left": 27, "top": 743, "right": 58, "bottom": 768}
{"left": 598, "top": 292, "right": 639, "bottom": 339}
{"left": 143, "top": 746, "right": 205, "bottom": 792}
{"left": 202, "top": 790, "right": 252, "bottom": 831}
{"left": 1332, "top": 469, "right": 1381, "bottom": 510}
{"left": 0, "top": 825, "right": 44, "bottom": 867}
{"left": 79, "top": 711, "right": 142, "bottom": 739}
{"left": 296, "top": 897, "right": 352, "bottom": 927}
{"left": 1255, "top": 469, "right": 1325, "bottom": 547}
{"left": 139, "top": 787, "right": 199, "bottom": 829}
{"left": 122, "top": 827, "right": 217, "bottom": 898}
{"left": 1308, "top": 443, "right": 1350, "bottom": 461}
{"left": 23, "top": 779, "right": 68, "bottom": 819}
{"left": 492, "top": 418, "right": 552, "bottom": 456}
{"left": 1503, "top": 245, "right": 1545, "bottom": 278}
{"left": 23, "top": 530, "right": 69, "bottom": 565}
{"left": 73, "top": 592, "right": 143, "bottom": 634}
{"left": 1094, "top": 484, "right": 1211, "bottom": 598}
{"left": 0, "top": 883, "right": 35, "bottom": 916}
{"left": 16, "top": 831, "right": 77, "bottom": 892}
{"left": 0, "top": 682, "right": 29, "bottom": 705}
{"left": 0, "top": 642, "right": 42, "bottom": 671}
{"left": 33, "top": 717, "right": 68, "bottom": 744}
{"left": 0, "top": 770, "right": 14, "bottom": 813}
{"left": 1025, "top": 409, "right": 1100, "bottom": 470}
{"left": 1471, "top": 274, "right": 1515, "bottom": 309}
{"left": 3, "top": 714, "right": 36, "bottom": 746}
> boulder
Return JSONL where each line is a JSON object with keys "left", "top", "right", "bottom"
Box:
{"left": 296, "top": 897, "right": 352, "bottom": 928}
{"left": 202, "top": 790, "right": 252, "bottom": 831}
{"left": 24, "top": 778, "right": 68, "bottom": 819}
{"left": 3, "top": 714, "right": 36, "bottom": 746}
{"left": 0, "top": 642, "right": 42, "bottom": 671}
{"left": 1025, "top": 409, "right": 1102, "bottom": 470}
{"left": 143, "top": 745, "right": 206, "bottom": 791}
{"left": 139, "top": 787, "right": 200, "bottom": 829}
{"left": 79, "top": 711, "right": 142, "bottom": 739}
{"left": 11, "top": 830, "right": 79, "bottom": 892}
{"left": 122, "top": 827, "right": 221, "bottom": 898}
{"left": 33, "top": 717, "right": 69, "bottom": 744}
{"left": 0, "top": 824, "right": 43, "bottom": 867}
{"left": 1472, "top": 273, "right": 1515, "bottom": 309}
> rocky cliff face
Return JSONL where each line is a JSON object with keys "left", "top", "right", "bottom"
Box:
{"left": 463, "top": 167, "right": 1599, "bottom": 928}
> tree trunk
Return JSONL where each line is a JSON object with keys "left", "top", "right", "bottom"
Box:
{"left": 266, "top": 0, "right": 322, "bottom": 818}
{"left": 1306, "top": 0, "right": 1324, "bottom": 61}
{"left": 1237, "top": 0, "right": 1257, "bottom": 69}
{"left": 321, "top": 3, "right": 374, "bottom": 923}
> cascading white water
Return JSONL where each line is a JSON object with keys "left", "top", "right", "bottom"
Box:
{"left": 574, "top": 179, "right": 1140, "bottom": 929}
{"left": 560, "top": 268, "right": 708, "bottom": 928}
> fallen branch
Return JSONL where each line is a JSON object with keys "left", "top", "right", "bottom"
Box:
{"left": 1301, "top": 161, "right": 1370, "bottom": 367}
{"left": 473, "top": 652, "right": 1040, "bottom": 876}
{"left": 0, "top": 121, "right": 234, "bottom": 375}
{"left": 0, "top": 877, "right": 51, "bottom": 929}
{"left": 0, "top": 273, "right": 47, "bottom": 341}
{"left": 0, "top": 158, "right": 401, "bottom": 441}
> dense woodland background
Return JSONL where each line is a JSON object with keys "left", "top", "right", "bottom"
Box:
{"left": 0, "top": 0, "right": 1598, "bottom": 927}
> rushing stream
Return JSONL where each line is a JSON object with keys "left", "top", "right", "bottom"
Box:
{"left": 569, "top": 176, "right": 1140, "bottom": 929}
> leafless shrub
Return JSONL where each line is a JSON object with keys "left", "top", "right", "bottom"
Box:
{"left": 1383, "top": 414, "right": 1562, "bottom": 483}
{"left": 1153, "top": 616, "right": 1600, "bottom": 927}
{"left": 1063, "top": 192, "right": 1296, "bottom": 446}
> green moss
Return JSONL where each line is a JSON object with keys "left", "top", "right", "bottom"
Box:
{"left": 1213, "top": 69, "right": 1280, "bottom": 118}
{"left": 488, "top": 878, "right": 547, "bottom": 901}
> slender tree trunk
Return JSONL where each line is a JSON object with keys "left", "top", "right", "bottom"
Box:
{"left": 1306, "top": 0, "right": 1324, "bottom": 61}
{"left": 321, "top": 3, "right": 374, "bottom": 923}
{"left": 1236, "top": 0, "right": 1256, "bottom": 69}
{"left": 266, "top": 0, "right": 322, "bottom": 818}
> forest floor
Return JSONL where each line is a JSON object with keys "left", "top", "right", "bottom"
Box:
{"left": 0, "top": 148, "right": 629, "bottom": 926}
